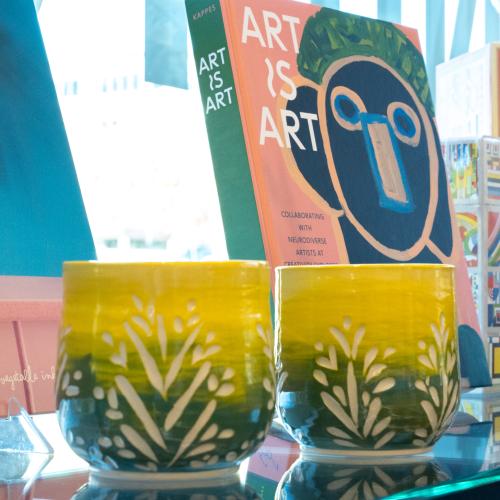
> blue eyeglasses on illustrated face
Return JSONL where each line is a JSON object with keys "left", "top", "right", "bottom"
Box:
{"left": 331, "top": 86, "right": 421, "bottom": 213}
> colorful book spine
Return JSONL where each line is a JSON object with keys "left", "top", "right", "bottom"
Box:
{"left": 186, "top": 0, "right": 265, "bottom": 260}
{"left": 443, "top": 137, "right": 500, "bottom": 381}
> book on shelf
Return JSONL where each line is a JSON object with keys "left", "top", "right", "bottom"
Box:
{"left": 442, "top": 138, "right": 500, "bottom": 381}
{"left": 186, "top": 0, "right": 490, "bottom": 387}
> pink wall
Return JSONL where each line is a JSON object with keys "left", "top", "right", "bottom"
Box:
{"left": 0, "top": 277, "right": 62, "bottom": 416}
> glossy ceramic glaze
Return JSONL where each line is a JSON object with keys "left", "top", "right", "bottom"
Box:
{"left": 56, "top": 261, "right": 275, "bottom": 478}
{"left": 72, "top": 482, "right": 259, "bottom": 500}
{"left": 275, "top": 264, "right": 460, "bottom": 456}
{"left": 276, "top": 456, "right": 451, "bottom": 499}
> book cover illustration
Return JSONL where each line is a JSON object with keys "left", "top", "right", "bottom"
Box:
{"left": 485, "top": 139, "right": 500, "bottom": 201}
{"left": 469, "top": 271, "right": 480, "bottom": 314}
{"left": 489, "top": 271, "right": 500, "bottom": 327}
{"left": 457, "top": 212, "right": 479, "bottom": 268}
{"left": 187, "top": 0, "right": 489, "bottom": 386}
{"left": 489, "top": 212, "right": 500, "bottom": 267}
{"left": 445, "top": 143, "right": 479, "bottom": 203}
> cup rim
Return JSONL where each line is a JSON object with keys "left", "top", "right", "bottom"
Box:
{"left": 63, "top": 260, "right": 269, "bottom": 270}
{"left": 275, "top": 263, "right": 455, "bottom": 271}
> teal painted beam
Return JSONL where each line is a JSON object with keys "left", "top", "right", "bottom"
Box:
{"left": 450, "top": 0, "right": 476, "bottom": 58}
{"left": 377, "top": 0, "right": 401, "bottom": 23}
{"left": 145, "top": 0, "right": 187, "bottom": 89}
{"left": 313, "top": 0, "right": 340, "bottom": 9}
{"left": 426, "top": 0, "right": 445, "bottom": 104}
{"left": 0, "top": 0, "right": 96, "bottom": 276}
{"left": 486, "top": 0, "right": 500, "bottom": 43}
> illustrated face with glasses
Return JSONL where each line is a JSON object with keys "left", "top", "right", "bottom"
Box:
{"left": 286, "top": 55, "right": 454, "bottom": 264}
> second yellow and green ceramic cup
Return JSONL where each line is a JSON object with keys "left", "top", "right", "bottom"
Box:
{"left": 275, "top": 264, "right": 460, "bottom": 458}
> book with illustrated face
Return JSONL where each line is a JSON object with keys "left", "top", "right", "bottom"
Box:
{"left": 186, "top": 0, "right": 490, "bottom": 387}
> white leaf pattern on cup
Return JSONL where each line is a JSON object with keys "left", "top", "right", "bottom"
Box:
{"left": 314, "top": 317, "right": 397, "bottom": 450}
{"left": 413, "top": 313, "right": 459, "bottom": 446}
{"left": 58, "top": 295, "right": 273, "bottom": 470}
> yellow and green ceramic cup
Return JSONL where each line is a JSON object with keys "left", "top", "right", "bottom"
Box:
{"left": 275, "top": 264, "right": 460, "bottom": 458}
{"left": 56, "top": 261, "right": 275, "bottom": 481}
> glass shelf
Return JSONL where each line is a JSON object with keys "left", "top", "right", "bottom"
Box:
{"left": 0, "top": 398, "right": 54, "bottom": 500}
{"left": 3, "top": 388, "right": 500, "bottom": 499}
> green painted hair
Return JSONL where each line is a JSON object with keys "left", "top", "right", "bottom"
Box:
{"left": 297, "top": 8, "right": 434, "bottom": 116}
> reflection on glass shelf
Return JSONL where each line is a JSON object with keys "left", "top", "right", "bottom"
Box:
{"left": 247, "top": 411, "right": 500, "bottom": 499}
{"left": 0, "top": 398, "right": 53, "bottom": 456}
{"left": 73, "top": 474, "right": 259, "bottom": 499}
{"left": 0, "top": 452, "right": 52, "bottom": 484}
{"left": 275, "top": 456, "right": 450, "bottom": 499}
{"left": 31, "top": 413, "right": 88, "bottom": 477}
{"left": 0, "top": 400, "right": 55, "bottom": 499}
{"left": 0, "top": 452, "right": 52, "bottom": 500}
{"left": 7, "top": 392, "right": 500, "bottom": 499}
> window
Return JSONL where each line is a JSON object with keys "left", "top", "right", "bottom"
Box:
{"left": 38, "top": 0, "right": 227, "bottom": 262}
{"left": 37, "top": 0, "right": 493, "bottom": 262}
